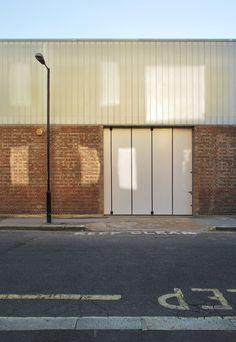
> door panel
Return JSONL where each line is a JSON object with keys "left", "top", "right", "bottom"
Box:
{"left": 173, "top": 129, "right": 192, "bottom": 215}
{"left": 112, "top": 129, "right": 132, "bottom": 214}
{"left": 104, "top": 129, "right": 111, "bottom": 214}
{"left": 132, "top": 129, "right": 151, "bottom": 214}
{"left": 153, "top": 129, "right": 172, "bottom": 214}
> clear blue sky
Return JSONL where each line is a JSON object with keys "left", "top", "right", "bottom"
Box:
{"left": 0, "top": 0, "right": 235, "bottom": 39}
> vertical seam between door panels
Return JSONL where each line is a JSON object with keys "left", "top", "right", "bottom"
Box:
{"left": 131, "top": 128, "right": 133, "bottom": 215}
{"left": 172, "top": 128, "right": 174, "bottom": 215}
{"left": 110, "top": 128, "right": 113, "bottom": 215}
{"left": 151, "top": 128, "right": 154, "bottom": 215}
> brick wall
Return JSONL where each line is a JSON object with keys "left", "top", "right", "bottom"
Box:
{"left": 51, "top": 125, "right": 103, "bottom": 215}
{"left": 1, "top": 125, "right": 236, "bottom": 216}
{"left": 193, "top": 126, "right": 236, "bottom": 215}
{"left": 0, "top": 125, "right": 104, "bottom": 215}
{"left": 0, "top": 126, "right": 47, "bottom": 214}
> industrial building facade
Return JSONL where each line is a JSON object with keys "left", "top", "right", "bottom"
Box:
{"left": 0, "top": 39, "right": 236, "bottom": 216}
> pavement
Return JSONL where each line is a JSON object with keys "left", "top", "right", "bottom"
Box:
{"left": 0, "top": 215, "right": 236, "bottom": 232}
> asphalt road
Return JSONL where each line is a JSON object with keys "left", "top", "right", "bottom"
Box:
{"left": 0, "top": 229, "right": 236, "bottom": 341}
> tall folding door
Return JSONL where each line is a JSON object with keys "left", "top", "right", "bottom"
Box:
{"left": 173, "top": 129, "right": 192, "bottom": 215}
{"left": 153, "top": 129, "right": 172, "bottom": 214}
{"left": 104, "top": 128, "right": 192, "bottom": 215}
{"left": 132, "top": 129, "right": 152, "bottom": 214}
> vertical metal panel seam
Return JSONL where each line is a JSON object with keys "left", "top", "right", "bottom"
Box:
{"left": 179, "top": 42, "right": 182, "bottom": 124}
{"left": 167, "top": 42, "right": 170, "bottom": 124}
{"left": 161, "top": 42, "right": 164, "bottom": 124}
{"left": 173, "top": 42, "right": 176, "bottom": 125}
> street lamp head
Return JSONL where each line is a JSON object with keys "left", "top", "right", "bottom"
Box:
{"left": 35, "top": 53, "right": 46, "bottom": 65}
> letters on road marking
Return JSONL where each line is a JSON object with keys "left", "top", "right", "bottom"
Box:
{"left": 191, "top": 288, "right": 232, "bottom": 310}
{"left": 158, "top": 288, "right": 235, "bottom": 310}
{"left": 74, "top": 231, "right": 198, "bottom": 236}
{"left": 158, "top": 288, "right": 190, "bottom": 310}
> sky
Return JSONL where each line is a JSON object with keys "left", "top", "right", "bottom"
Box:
{"left": 0, "top": 0, "right": 235, "bottom": 39}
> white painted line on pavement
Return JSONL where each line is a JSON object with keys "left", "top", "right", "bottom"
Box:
{"left": 0, "top": 316, "right": 236, "bottom": 331}
{"left": 74, "top": 231, "right": 198, "bottom": 236}
{"left": 0, "top": 294, "right": 121, "bottom": 301}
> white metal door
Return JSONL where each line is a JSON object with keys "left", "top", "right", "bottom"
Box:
{"left": 173, "top": 129, "right": 192, "bottom": 215}
{"left": 153, "top": 129, "right": 172, "bottom": 214}
{"left": 104, "top": 128, "right": 192, "bottom": 215}
{"left": 104, "top": 129, "right": 111, "bottom": 215}
{"left": 132, "top": 129, "right": 152, "bottom": 214}
{"left": 112, "top": 129, "right": 132, "bottom": 214}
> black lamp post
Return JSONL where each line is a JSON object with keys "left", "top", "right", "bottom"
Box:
{"left": 35, "top": 53, "right": 51, "bottom": 223}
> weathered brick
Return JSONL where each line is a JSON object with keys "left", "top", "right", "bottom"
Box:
{"left": 193, "top": 126, "right": 236, "bottom": 215}
{"left": 0, "top": 125, "right": 103, "bottom": 215}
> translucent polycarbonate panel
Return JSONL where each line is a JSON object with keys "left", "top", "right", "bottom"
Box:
{"left": 111, "top": 129, "right": 132, "bottom": 214}
{"left": 132, "top": 129, "right": 152, "bottom": 214}
{"left": 173, "top": 129, "right": 192, "bottom": 215}
{"left": 153, "top": 129, "right": 172, "bottom": 215}
{"left": 0, "top": 40, "right": 235, "bottom": 125}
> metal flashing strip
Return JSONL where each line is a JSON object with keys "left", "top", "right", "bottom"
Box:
{"left": 0, "top": 316, "right": 236, "bottom": 331}
{"left": 1, "top": 39, "right": 236, "bottom": 43}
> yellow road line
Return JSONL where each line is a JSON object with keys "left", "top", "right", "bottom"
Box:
{"left": 0, "top": 294, "right": 121, "bottom": 301}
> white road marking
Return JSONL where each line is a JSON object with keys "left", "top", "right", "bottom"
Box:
{"left": 158, "top": 288, "right": 190, "bottom": 310}
{"left": 191, "top": 288, "right": 232, "bottom": 310}
{"left": 0, "top": 316, "right": 236, "bottom": 331}
{"left": 0, "top": 294, "right": 121, "bottom": 301}
{"left": 74, "top": 231, "right": 198, "bottom": 236}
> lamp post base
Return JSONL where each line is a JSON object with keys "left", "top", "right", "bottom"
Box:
{"left": 47, "top": 191, "right": 52, "bottom": 224}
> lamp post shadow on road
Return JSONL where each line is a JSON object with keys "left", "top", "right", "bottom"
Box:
{"left": 35, "top": 53, "right": 52, "bottom": 224}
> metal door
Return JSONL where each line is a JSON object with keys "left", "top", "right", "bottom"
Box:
{"left": 104, "top": 128, "right": 192, "bottom": 215}
{"left": 132, "top": 129, "right": 152, "bottom": 214}
{"left": 111, "top": 129, "right": 132, "bottom": 214}
{"left": 173, "top": 128, "right": 192, "bottom": 215}
{"left": 153, "top": 129, "right": 172, "bottom": 214}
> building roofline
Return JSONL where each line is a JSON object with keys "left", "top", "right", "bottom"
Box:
{"left": 0, "top": 38, "right": 236, "bottom": 42}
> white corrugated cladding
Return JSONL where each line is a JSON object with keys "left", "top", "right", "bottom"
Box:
{"left": 0, "top": 39, "right": 236, "bottom": 125}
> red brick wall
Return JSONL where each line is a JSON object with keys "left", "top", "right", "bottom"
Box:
{"left": 0, "top": 125, "right": 103, "bottom": 215}
{"left": 0, "top": 126, "right": 46, "bottom": 214}
{"left": 51, "top": 125, "right": 103, "bottom": 215}
{"left": 1, "top": 125, "right": 236, "bottom": 216}
{"left": 193, "top": 126, "right": 236, "bottom": 215}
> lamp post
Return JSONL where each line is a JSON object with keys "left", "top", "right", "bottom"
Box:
{"left": 35, "top": 53, "right": 51, "bottom": 223}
